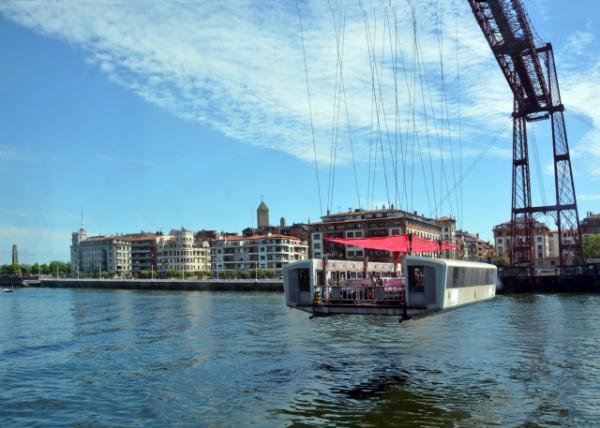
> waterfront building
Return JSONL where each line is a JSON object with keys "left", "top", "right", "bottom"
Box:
{"left": 437, "top": 216, "right": 457, "bottom": 259}
{"left": 70, "top": 229, "right": 132, "bottom": 276}
{"left": 493, "top": 221, "right": 550, "bottom": 266}
{"left": 581, "top": 212, "right": 600, "bottom": 237}
{"left": 157, "top": 228, "right": 211, "bottom": 274}
{"left": 455, "top": 230, "right": 495, "bottom": 262}
{"left": 121, "top": 232, "right": 164, "bottom": 276}
{"left": 210, "top": 234, "right": 307, "bottom": 274}
{"left": 547, "top": 229, "right": 579, "bottom": 265}
{"left": 309, "top": 208, "right": 451, "bottom": 262}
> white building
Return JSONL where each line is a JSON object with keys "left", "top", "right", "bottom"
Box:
{"left": 157, "top": 228, "right": 211, "bottom": 274}
{"left": 70, "top": 229, "right": 132, "bottom": 276}
{"left": 211, "top": 233, "right": 308, "bottom": 274}
{"left": 493, "top": 221, "right": 551, "bottom": 266}
{"left": 548, "top": 229, "right": 578, "bottom": 265}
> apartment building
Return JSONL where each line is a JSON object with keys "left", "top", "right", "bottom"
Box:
{"left": 493, "top": 221, "right": 551, "bottom": 266}
{"left": 309, "top": 208, "right": 452, "bottom": 261}
{"left": 70, "top": 228, "right": 132, "bottom": 275}
{"left": 121, "top": 232, "right": 164, "bottom": 275}
{"left": 210, "top": 234, "right": 307, "bottom": 274}
{"left": 157, "top": 228, "right": 211, "bottom": 273}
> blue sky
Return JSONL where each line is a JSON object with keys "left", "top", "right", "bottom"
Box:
{"left": 0, "top": 0, "right": 599, "bottom": 264}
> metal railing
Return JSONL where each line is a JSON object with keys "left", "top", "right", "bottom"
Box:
{"left": 318, "top": 278, "right": 405, "bottom": 305}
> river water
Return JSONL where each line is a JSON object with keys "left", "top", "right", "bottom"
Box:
{"left": 1, "top": 288, "right": 599, "bottom": 427}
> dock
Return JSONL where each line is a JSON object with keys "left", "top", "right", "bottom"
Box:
{"left": 498, "top": 265, "right": 600, "bottom": 293}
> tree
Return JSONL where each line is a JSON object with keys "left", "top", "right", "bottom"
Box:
{"left": 138, "top": 270, "right": 152, "bottom": 279}
{"left": 494, "top": 254, "right": 509, "bottom": 267}
{"left": 166, "top": 269, "right": 182, "bottom": 279}
{"left": 584, "top": 234, "right": 600, "bottom": 259}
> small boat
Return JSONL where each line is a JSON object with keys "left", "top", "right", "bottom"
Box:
{"left": 3, "top": 286, "right": 14, "bottom": 293}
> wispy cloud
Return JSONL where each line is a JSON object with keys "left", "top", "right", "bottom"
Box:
{"left": 0, "top": 144, "right": 24, "bottom": 161}
{"left": 563, "top": 31, "right": 595, "bottom": 57}
{"left": 579, "top": 194, "right": 600, "bottom": 202}
{"left": 0, "top": 0, "right": 598, "bottom": 182}
{"left": 0, "top": 208, "right": 35, "bottom": 220}
{"left": 96, "top": 154, "right": 156, "bottom": 168}
{"left": 0, "top": 0, "right": 510, "bottom": 164}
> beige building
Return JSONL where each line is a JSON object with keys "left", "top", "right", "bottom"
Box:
{"left": 210, "top": 233, "right": 307, "bottom": 274}
{"left": 493, "top": 221, "right": 551, "bottom": 266}
{"left": 70, "top": 228, "right": 132, "bottom": 276}
{"left": 547, "top": 229, "right": 578, "bottom": 266}
{"left": 157, "top": 228, "right": 211, "bottom": 274}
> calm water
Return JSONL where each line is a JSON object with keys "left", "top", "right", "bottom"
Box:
{"left": 1, "top": 288, "right": 600, "bottom": 427}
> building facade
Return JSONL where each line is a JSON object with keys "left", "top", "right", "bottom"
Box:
{"left": 581, "top": 212, "right": 600, "bottom": 237}
{"left": 309, "top": 208, "right": 451, "bottom": 261}
{"left": 157, "top": 228, "right": 211, "bottom": 274}
{"left": 493, "top": 221, "right": 551, "bottom": 266}
{"left": 70, "top": 229, "right": 132, "bottom": 276}
{"left": 455, "top": 230, "right": 495, "bottom": 261}
{"left": 210, "top": 234, "right": 307, "bottom": 274}
{"left": 121, "top": 232, "right": 164, "bottom": 276}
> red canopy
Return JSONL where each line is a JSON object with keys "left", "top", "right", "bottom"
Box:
{"left": 324, "top": 234, "right": 460, "bottom": 254}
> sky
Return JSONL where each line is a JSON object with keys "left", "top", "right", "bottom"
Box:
{"left": 0, "top": 0, "right": 599, "bottom": 264}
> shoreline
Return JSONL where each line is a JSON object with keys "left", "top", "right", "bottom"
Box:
{"left": 22, "top": 278, "right": 284, "bottom": 292}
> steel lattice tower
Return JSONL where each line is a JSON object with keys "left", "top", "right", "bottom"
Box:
{"left": 468, "top": 0, "right": 583, "bottom": 269}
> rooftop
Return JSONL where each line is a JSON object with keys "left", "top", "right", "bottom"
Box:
{"left": 212, "top": 233, "right": 302, "bottom": 242}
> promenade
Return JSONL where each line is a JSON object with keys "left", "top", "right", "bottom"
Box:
{"left": 22, "top": 278, "right": 284, "bottom": 292}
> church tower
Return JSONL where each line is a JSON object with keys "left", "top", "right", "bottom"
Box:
{"left": 257, "top": 201, "right": 269, "bottom": 228}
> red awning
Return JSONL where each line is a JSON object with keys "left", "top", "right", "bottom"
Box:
{"left": 324, "top": 234, "right": 460, "bottom": 254}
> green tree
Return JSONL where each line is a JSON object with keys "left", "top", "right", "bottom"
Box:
{"left": 584, "top": 234, "right": 600, "bottom": 259}
{"left": 166, "top": 269, "right": 182, "bottom": 279}
{"left": 494, "top": 254, "right": 509, "bottom": 267}
{"left": 138, "top": 270, "right": 152, "bottom": 279}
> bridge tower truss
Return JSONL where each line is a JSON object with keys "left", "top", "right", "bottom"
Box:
{"left": 468, "top": 0, "right": 583, "bottom": 268}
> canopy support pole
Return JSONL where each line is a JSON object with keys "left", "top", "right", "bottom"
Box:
{"left": 322, "top": 254, "right": 328, "bottom": 302}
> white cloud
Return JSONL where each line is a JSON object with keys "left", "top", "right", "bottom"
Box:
{"left": 579, "top": 194, "right": 600, "bottom": 201}
{"left": 1, "top": 0, "right": 599, "bottom": 200}
{"left": 0, "top": 0, "right": 510, "bottom": 165}
{"left": 563, "top": 31, "right": 595, "bottom": 57}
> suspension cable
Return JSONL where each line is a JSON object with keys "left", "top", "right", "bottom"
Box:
{"left": 297, "top": 2, "right": 323, "bottom": 215}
